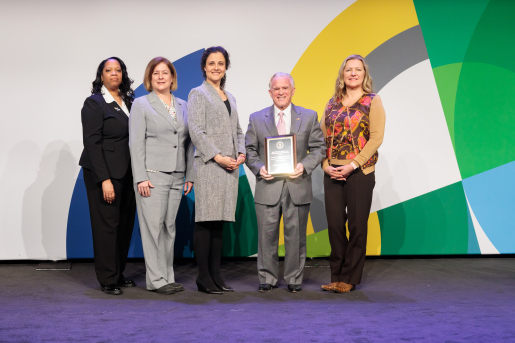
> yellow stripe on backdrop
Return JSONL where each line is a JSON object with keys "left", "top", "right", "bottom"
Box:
{"left": 291, "top": 0, "right": 419, "bottom": 118}
{"left": 278, "top": 0, "right": 419, "bottom": 256}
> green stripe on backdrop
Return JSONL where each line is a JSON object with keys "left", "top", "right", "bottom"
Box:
{"left": 432, "top": 63, "right": 462, "bottom": 154}
{"left": 222, "top": 172, "right": 258, "bottom": 257}
{"left": 379, "top": 182, "right": 469, "bottom": 255}
{"left": 278, "top": 228, "right": 332, "bottom": 258}
{"left": 416, "top": 0, "right": 515, "bottom": 179}
{"left": 413, "top": 0, "right": 489, "bottom": 69}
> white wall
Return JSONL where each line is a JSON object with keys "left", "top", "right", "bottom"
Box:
{"left": 0, "top": 0, "right": 354, "bottom": 259}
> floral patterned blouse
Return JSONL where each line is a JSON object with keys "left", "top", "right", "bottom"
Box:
{"left": 323, "top": 93, "right": 380, "bottom": 171}
{"left": 160, "top": 96, "right": 177, "bottom": 122}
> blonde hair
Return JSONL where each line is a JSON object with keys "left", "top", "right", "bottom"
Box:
{"left": 143, "top": 57, "right": 178, "bottom": 92}
{"left": 333, "top": 54, "right": 373, "bottom": 102}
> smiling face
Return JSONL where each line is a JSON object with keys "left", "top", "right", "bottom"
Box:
{"left": 343, "top": 59, "right": 365, "bottom": 91}
{"left": 269, "top": 76, "right": 295, "bottom": 111}
{"left": 204, "top": 52, "right": 226, "bottom": 85}
{"left": 151, "top": 62, "right": 173, "bottom": 93}
{"left": 101, "top": 59, "right": 122, "bottom": 90}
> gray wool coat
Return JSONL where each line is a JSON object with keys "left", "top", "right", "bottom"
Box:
{"left": 187, "top": 81, "right": 245, "bottom": 222}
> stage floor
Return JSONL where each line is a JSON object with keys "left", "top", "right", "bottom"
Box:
{"left": 1, "top": 258, "right": 514, "bottom": 342}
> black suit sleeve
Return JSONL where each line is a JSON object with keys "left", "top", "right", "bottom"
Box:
{"left": 81, "top": 97, "right": 110, "bottom": 183}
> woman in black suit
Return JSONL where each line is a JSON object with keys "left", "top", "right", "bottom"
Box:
{"left": 79, "top": 57, "right": 137, "bottom": 295}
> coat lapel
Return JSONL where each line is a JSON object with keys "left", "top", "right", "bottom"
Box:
{"left": 264, "top": 106, "right": 279, "bottom": 136}
{"left": 173, "top": 95, "right": 184, "bottom": 126}
{"left": 146, "top": 91, "right": 178, "bottom": 129}
{"left": 106, "top": 100, "right": 128, "bottom": 121}
{"left": 202, "top": 81, "right": 231, "bottom": 128}
{"left": 290, "top": 104, "right": 302, "bottom": 134}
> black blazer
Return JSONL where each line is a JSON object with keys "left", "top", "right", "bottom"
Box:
{"left": 79, "top": 93, "right": 132, "bottom": 183}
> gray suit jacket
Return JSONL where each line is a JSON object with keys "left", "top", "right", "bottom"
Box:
{"left": 129, "top": 91, "right": 194, "bottom": 184}
{"left": 245, "top": 104, "right": 326, "bottom": 206}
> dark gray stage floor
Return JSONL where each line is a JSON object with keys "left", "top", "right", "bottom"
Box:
{"left": 1, "top": 258, "right": 515, "bottom": 342}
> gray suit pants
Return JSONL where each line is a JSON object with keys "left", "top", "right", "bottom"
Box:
{"left": 135, "top": 171, "right": 184, "bottom": 290}
{"left": 255, "top": 182, "right": 309, "bottom": 285}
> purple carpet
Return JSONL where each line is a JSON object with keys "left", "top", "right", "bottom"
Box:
{"left": 1, "top": 258, "right": 515, "bottom": 342}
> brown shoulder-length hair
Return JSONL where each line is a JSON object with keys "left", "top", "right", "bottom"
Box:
{"left": 143, "top": 57, "right": 178, "bottom": 92}
{"left": 333, "top": 54, "right": 373, "bottom": 102}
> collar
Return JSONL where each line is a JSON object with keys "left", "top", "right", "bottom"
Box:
{"left": 274, "top": 103, "right": 292, "bottom": 118}
{"left": 101, "top": 85, "right": 118, "bottom": 104}
{"left": 102, "top": 85, "right": 128, "bottom": 115}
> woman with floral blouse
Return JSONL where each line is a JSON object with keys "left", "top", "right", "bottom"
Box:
{"left": 320, "top": 55, "right": 386, "bottom": 293}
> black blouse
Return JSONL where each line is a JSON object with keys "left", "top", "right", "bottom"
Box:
{"left": 224, "top": 99, "right": 231, "bottom": 115}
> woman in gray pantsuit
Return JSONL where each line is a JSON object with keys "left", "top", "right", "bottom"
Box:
{"left": 188, "top": 46, "right": 245, "bottom": 294}
{"left": 129, "top": 57, "right": 194, "bottom": 295}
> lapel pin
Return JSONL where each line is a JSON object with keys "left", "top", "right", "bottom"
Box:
{"left": 114, "top": 107, "right": 120, "bottom": 111}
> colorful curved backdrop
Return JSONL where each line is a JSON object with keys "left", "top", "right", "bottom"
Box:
{"left": 65, "top": 0, "right": 515, "bottom": 258}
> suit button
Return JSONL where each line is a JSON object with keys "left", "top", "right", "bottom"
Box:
{"left": 174, "top": 145, "right": 177, "bottom": 148}
{"left": 174, "top": 131, "right": 177, "bottom": 134}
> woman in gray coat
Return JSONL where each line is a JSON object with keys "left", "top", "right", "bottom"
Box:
{"left": 130, "top": 57, "right": 194, "bottom": 295}
{"left": 188, "top": 46, "right": 245, "bottom": 294}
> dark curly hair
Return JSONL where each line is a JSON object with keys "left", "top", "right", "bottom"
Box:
{"left": 91, "top": 57, "right": 135, "bottom": 106}
{"left": 201, "top": 46, "right": 231, "bottom": 90}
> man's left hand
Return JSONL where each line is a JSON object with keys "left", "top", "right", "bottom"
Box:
{"left": 290, "top": 163, "right": 304, "bottom": 179}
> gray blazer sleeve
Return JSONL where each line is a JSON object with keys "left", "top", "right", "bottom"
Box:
{"left": 244, "top": 113, "right": 265, "bottom": 176}
{"left": 299, "top": 112, "right": 326, "bottom": 175}
{"left": 184, "top": 102, "right": 195, "bottom": 183}
{"left": 187, "top": 88, "right": 221, "bottom": 162}
{"left": 129, "top": 99, "right": 148, "bottom": 184}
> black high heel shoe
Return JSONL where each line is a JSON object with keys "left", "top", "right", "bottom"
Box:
{"left": 196, "top": 276, "right": 224, "bottom": 294}
{"left": 213, "top": 279, "right": 235, "bottom": 292}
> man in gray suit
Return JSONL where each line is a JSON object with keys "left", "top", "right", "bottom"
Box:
{"left": 245, "top": 72, "right": 326, "bottom": 293}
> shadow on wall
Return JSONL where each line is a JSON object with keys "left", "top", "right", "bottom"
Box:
{"left": 22, "top": 141, "right": 79, "bottom": 260}
{"left": 0, "top": 141, "right": 41, "bottom": 259}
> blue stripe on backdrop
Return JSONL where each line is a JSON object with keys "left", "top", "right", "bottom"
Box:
{"left": 66, "top": 49, "right": 205, "bottom": 259}
{"left": 462, "top": 160, "right": 515, "bottom": 254}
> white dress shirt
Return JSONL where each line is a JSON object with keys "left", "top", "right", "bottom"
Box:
{"left": 274, "top": 103, "right": 292, "bottom": 134}
{"left": 101, "top": 85, "right": 129, "bottom": 116}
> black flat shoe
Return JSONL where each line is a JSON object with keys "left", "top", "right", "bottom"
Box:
{"left": 287, "top": 284, "right": 302, "bottom": 293}
{"left": 196, "top": 276, "right": 223, "bottom": 294}
{"left": 259, "top": 283, "right": 278, "bottom": 292}
{"left": 117, "top": 278, "right": 136, "bottom": 288}
{"left": 101, "top": 284, "right": 123, "bottom": 295}
{"left": 213, "top": 280, "right": 235, "bottom": 292}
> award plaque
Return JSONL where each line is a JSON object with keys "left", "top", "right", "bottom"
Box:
{"left": 265, "top": 134, "right": 297, "bottom": 176}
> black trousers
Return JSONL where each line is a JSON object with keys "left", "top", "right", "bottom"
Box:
{"left": 193, "top": 220, "right": 225, "bottom": 288}
{"left": 324, "top": 170, "right": 375, "bottom": 285}
{"left": 83, "top": 167, "right": 136, "bottom": 286}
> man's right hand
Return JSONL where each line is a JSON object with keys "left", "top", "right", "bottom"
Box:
{"left": 138, "top": 180, "right": 154, "bottom": 197}
{"left": 260, "top": 166, "right": 274, "bottom": 180}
